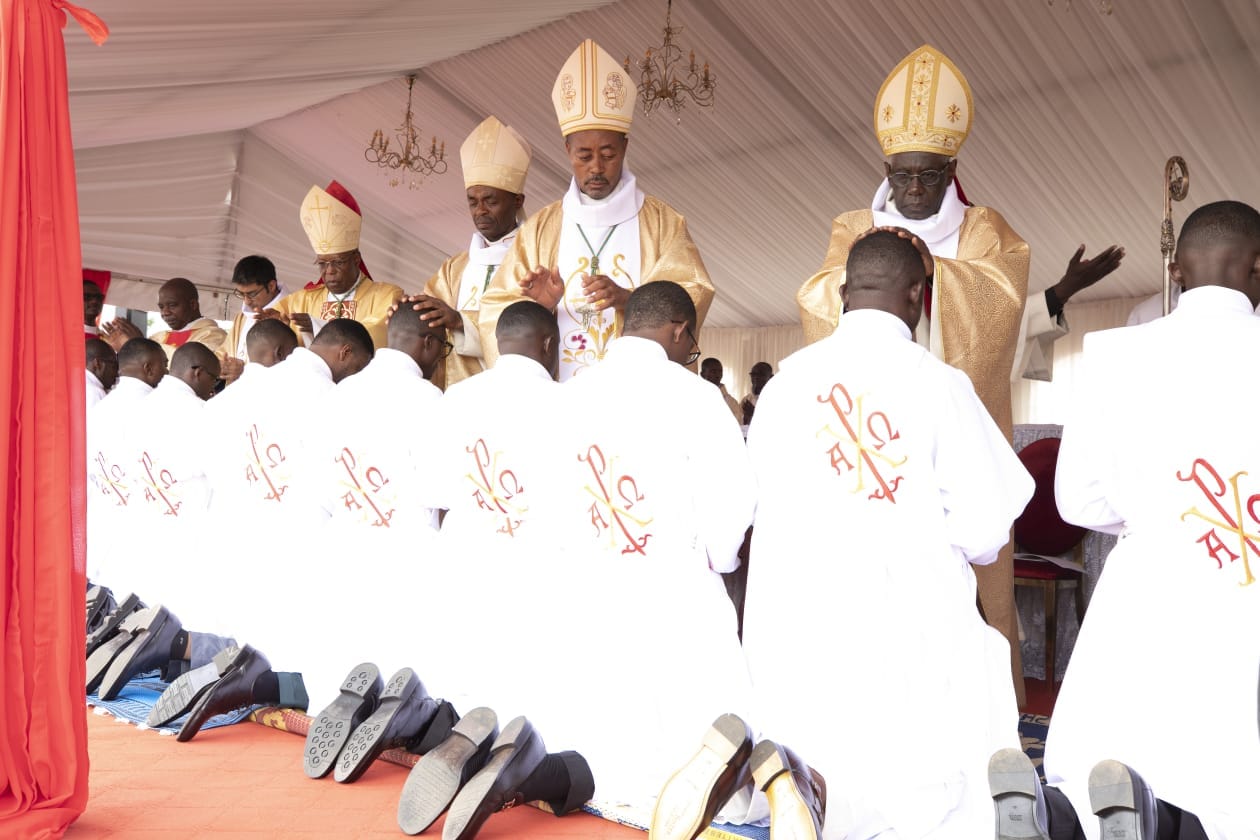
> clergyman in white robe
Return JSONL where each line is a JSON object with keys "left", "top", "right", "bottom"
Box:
{"left": 540, "top": 332, "right": 756, "bottom": 807}
{"left": 742, "top": 306, "right": 1032, "bottom": 839}
{"left": 1047, "top": 284, "right": 1260, "bottom": 840}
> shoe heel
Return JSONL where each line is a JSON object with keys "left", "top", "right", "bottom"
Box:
{"left": 398, "top": 707, "right": 499, "bottom": 835}
{"left": 989, "top": 749, "right": 1049, "bottom": 840}
{"left": 1089, "top": 760, "right": 1144, "bottom": 840}
{"left": 305, "top": 662, "right": 382, "bottom": 780}
{"left": 333, "top": 668, "right": 420, "bottom": 784}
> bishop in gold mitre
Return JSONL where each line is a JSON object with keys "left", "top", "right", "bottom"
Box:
{"left": 414, "top": 116, "right": 532, "bottom": 390}
{"left": 275, "top": 180, "right": 404, "bottom": 350}
{"left": 797, "top": 44, "right": 1036, "bottom": 705}
{"left": 476, "top": 39, "right": 715, "bottom": 381}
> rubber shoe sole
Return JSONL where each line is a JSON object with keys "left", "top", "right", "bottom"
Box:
{"left": 304, "top": 663, "right": 383, "bottom": 779}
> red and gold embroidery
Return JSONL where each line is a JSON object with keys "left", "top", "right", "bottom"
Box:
{"left": 335, "top": 446, "right": 393, "bottom": 528}
{"left": 138, "top": 451, "right": 180, "bottom": 516}
{"left": 1178, "top": 459, "right": 1258, "bottom": 587}
{"left": 579, "top": 443, "right": 652, "bottom": 555}
{"left": 244, "top": 423, "right": 288, "bottom": 502}
{"left": 816, "top": 383, "right": 907, "bottom": 503}
{"left": 94, "top": 451, "right": 129, "bottom": 507}
{"left": 318, "top": 298, "right": 359, "bottom": 321}
{"left": 464, "top": 438, "right": 527, "bottom": 537}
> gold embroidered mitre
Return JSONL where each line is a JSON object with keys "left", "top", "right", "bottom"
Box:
{"left": 552, "top": 39, "right": 634, "bottom": 137}
{"left": 874, "top": 45, "right": 973, "bottom": 157}
{"left": 461, "top": 116, "right": 532, "bottom": 194}
{"left": 299, "top": 183, "right": 362, "bottom": 256}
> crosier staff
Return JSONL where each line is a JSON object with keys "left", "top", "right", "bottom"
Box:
{"left": 1161, "top": 156, "right": 1189, "bottom": 316}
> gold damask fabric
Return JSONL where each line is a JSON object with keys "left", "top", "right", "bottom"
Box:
{"left": 275, "top": 276, "right": 404, "bottom": 350}
{"left": 797, "top": 205, "right": 1031, "bottom": 707}
{"left": 423, "top": 251, "right": 484, "bottom": 391}
{"left": 477, "top": 195, "right": 715, "bottom": 368}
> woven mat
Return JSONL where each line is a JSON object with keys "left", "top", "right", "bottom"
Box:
{"left": 86, "top": 670, "right": 259, "bottom": 734}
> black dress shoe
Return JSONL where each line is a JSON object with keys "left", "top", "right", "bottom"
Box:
{"left": 86, "top": 604, "right": 159, "bottom": 695}
{"left": 649, "top": 713, "right": 754, "bottom": 840}
{"left": 86, "top": 592, "right": 144, "bottom": 657}
{"left": 304, "top": 662, "right": 383, "bottom": 779}
{"left": 1089, "top": 759, "right": 1159, "bottom": 840}
{"left": 442, "top": 715, "right": 545, "bottom": 840}
{"left": 148, "top": 643, "right": 241, "bottom": 728}
{"left": 397, "top": 706, "right": 499, "bottom": 835}
{"left": 98, "top": 606, "right": 182, "bottom": 700}
{"left": 86, "top": 585, "right": 115, "bottom": 634}
{"left": 410, "top": 699, "right": 460, "bottom": 755}
{"left": 176, "top": 645, "right": 271, "bottom": 742}
{"left": 989, "top": 747, "right": 1052, "bottom": 840}
{"left": 750, "top": 740, "right": 825, "bottom": 840}
{"left": 334, "top": 668, "right": 438, "bottom": 784}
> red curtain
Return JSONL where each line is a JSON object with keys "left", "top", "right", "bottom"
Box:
{"left": 0, "top": 1, "right": 106, "bottom": 837}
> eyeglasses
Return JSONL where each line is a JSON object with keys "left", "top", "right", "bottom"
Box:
{"left": 671, "top": 320, "right": 701, "bottom": 366}
{"left": 314, "top": 255, "right": 356, "bottom": 272}
{"left": 232, "top": 285, "right": 272, "bottom": 302}
{"left": 191, "top": 365, "right": 225, "bottom": 391}
{"left": 440, "top": 340, "right": 455, "bottom": 359}
{"left": 887, "top": 166, "right": 951, "bottom": 188}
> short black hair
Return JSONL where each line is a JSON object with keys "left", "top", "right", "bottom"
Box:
{"left": 117, "top": 337, "right": 163, "bottom": 368}
{"left": 623, "top": 281, "right": 696, "bottom": 332}
{"left": 1178, "top": 200, "right": 1260, "bottom": 255}
{"left": 312, "top": 317, "right": 374, "bottom": 358}
{"left": 86, "top": 337, "right": 116, "bottom": 365}
{"left": 232, "top": 255, "right": 277, "bottom": 286}
{"left": 387, "top": 302, "right": 444, "bottom": 343}
{"left": 246, "top": 318, "right": 298, "bottom": 356}
{"left": 497, "top": 300, "right": 558, "bottom": 342}
{"left": 845, "top": 229, "right": 925, "bottom": 293}
{"left": 170, "top": 341, "right": 219, "bottom": 377}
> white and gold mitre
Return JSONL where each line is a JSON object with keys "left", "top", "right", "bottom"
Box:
{"left": 460, "top": 116, "right": 532, "bottom": 194}
{"left": 552, "top": 39, "right": 635, "bottom": 137}
{"left": 873, "top": 45, "right": 973, "bottom": 157}
{"left": 299, "top": 183, "right": 362, "bottom": 256}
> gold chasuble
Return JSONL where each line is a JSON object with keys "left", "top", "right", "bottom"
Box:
{"left": 477, "top": 196, "right": 714, "bottom": 371}
{"left": 423, "top": 251, "right": 480, "bottom": 390}
{"left": 275, "top": 276, "right": 404, "bottom": 350}
{"left": 797, "top": 206, "right": 1029, "bottom": 438}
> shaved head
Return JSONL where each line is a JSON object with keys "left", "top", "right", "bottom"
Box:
{"left": 496, "top": 300, "right": 559, "bottom": 375}
{"left": 170, "top": 341, "right": 221, "bottom": 400}
{"left": 387, "top": 305, "right": 447, "bottom": 380}
{"left": 1172, "top": 200, "right": 1260, "bottom": 307}
{"left": 841, "top": 229, "right": 928, "bottom": 332}
{"left": 310, "top": 318, "right": 374, "bottom": 383}
{"left": 117, "top": 337, "right": 167, "bottom": 388}
{"left": 157, "top": 276, "right": 202, "bottom": 330}
{"left": 160, "top": 277, "right": 198, "bottom": 299}
{"left": 246, "top": 318, "right": 298, "bottom": 366}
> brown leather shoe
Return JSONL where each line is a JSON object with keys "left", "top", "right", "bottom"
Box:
{"left": 750, "top": 740, "right": 825, "bottom": 839}
{"left": 649, "top": 713, "right": 754, "bottom": 840}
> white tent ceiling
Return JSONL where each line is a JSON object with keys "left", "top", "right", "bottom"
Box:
{"left": 67, "top": 0, "right": 1260, "bottom": 326}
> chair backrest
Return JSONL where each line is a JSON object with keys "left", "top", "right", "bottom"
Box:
{"left": 1013, "top": 436, "right": 1088, "bottom": 556}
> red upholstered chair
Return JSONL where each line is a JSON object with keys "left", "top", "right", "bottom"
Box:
{"left": 1013, "top": 436, "right": 1088, "bottom": 682}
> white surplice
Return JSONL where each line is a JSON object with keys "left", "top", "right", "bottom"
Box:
{"left": 297, "top": 348, "right": 443, "bottom": 709}
{"left": 1047, "top": 286, "right": 1260, "bottom": 840}
{"left": 86, "top": 370, "right": 107, "bottom": 408}
{"left": 86, "top": 376, "right": 155, "bottom": 591}
{"left": 742, "top": 309, "right": 1032, "bottom": 840}
{"left": 201, "top": 347, "right": 339, "bottom": 678}
{"left": 538, "top": 335, "right": 755, "bottom": 806}
{"left": 417, "top": 352, "right": 562, "bottom": 717}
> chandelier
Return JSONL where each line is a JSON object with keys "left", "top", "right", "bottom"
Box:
{"left": 365, "top": 75, "right": 447, "bottom": 190}
{"left": 1046, "top": 0, "right": 1113, "bottom": 14}
{"left": 624, "top": 0, "right": 715, "bottom": 116}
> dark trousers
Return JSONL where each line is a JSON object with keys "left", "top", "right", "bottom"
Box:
{"left": 1044, "top": 785, "right": 1209, "bottom": 840}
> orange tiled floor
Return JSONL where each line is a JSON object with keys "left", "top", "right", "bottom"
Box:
{"left": 69, "top": 711, "right": 641, "bottom": 839}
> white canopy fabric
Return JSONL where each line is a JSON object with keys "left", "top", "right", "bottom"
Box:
{"left": 68, "top": 0, "right": 1260, "bottom": 328}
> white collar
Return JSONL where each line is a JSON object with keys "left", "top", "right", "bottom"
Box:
{"left": 367, "top": 347, "right": 424, "bottom": 379}
{"left": 492, "top": 352, "right": 554, "bottom": 381}
{"left": 86, "top": 369, "right": 105, "bottom": 389}
{"left": 871, "top": 179, "right": 968, "bottom": 256}
{"left": 835, "top": 307, "right": 914, "bottom": 342}
{"left": 467, "top": 226, "right": 519, "bottom": 266}
{"left": 156, "top": 374, "right": 198, "bottom": 400}
{"left": 241, "top": 283, "right": 287, "bottom": 317}
{"left": 284, "top": 346, "right": 334, "bottom": 383}
{"left": 562, "top": 170, "right": 645, "bottom": 228}
{"left": 602, "top": 334, "right": 668, "bottom": 363}
{"left": 327, "top": 275, "right": 364, "bottom": 302}
{"left": 1176, "top": 286, "right": 1258, "bottom": 316}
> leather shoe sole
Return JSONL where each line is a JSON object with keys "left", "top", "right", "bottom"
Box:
{"left": 750, "top": 740, "right": 820, "bottom": 840}
{"left": 148, "top": 644, "right": 241, "bottom": 728}
{"left": 86, "top": 592, "right": 144, "bottom": 657}
{"left": 334, "top": 667, "right": 434, "bottom": 784}
{"left": 304, "top": 662, "right": 383, "bottom": 779}
{"left": 989, "top": 748, "right": 1051, "bottom": 840}
{"left": 649, "top": 713, "right": 753, "bottom": 840}
{"left": 98, "top": 606, "right": 180, "bottom": 701}
{"left": 176, "top": 645, "right": 269, "bottom": 743}
{"left": 441, "top": 715, "right": 541, "bottom": 840}
{"left": 86, "top": 604, "right": 159, "bottom": 694}
{"left": 397, "top": 706, "right": 499, "bottom": 835}
{"left": 1089, "top": 759, "right": 1157, "bottom": 840}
